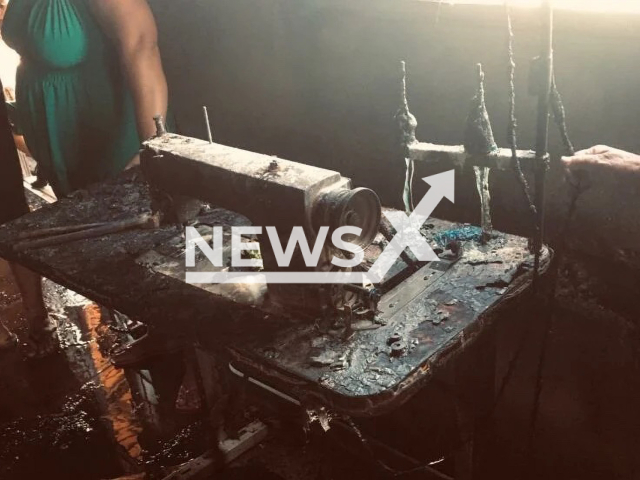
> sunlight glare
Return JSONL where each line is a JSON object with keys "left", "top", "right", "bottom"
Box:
{"left": 435, "top": 0, "right": 640, "bottom": 14}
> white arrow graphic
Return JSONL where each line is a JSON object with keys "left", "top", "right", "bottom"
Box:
{"left": 407, "top": 169, "right": 455, "bottom": 225}
{"left": 366, "top": 170, "right": 455, "bottom": 283}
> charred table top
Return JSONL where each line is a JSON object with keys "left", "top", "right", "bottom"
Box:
{"left": 0, "top": 171, "right": 549, "bottom": 416}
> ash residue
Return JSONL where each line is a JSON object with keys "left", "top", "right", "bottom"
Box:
{"left": 257, "top": 226, "right": 545, "bottom": 401}
{"left": 322, "top": 234, "right": 533, "bottom": 395}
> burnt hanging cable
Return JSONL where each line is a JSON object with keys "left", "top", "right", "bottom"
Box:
{"left": 506, "top": 7, "right": 538, "bottom": 221}
{"left": 527, "top": 3, "right": 555, "bottom": 470}
{"left": 527, "top": 74, "right": 582, "bottom": 473}
{"left": 525, "top": 1, "right": 591, "bottom": 469}
{"left": 492, "top": 5, "right": 546, "bottom": 420}
{"left": 503, "top": 3, "right": 580, "bottom": 469}
{"left": 550, "top": 75, "right": 575, "bottom": 156}
{"left": 494, "top": 10, "right": 548, "bottom": 415}
{"left": 531, "top": 0, "right": 553, "bottom": 294}
{"left": 491, "top": 8, "right": 542, "bottom": 414}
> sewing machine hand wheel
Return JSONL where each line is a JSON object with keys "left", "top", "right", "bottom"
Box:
{"left": 312, "top": 187, "right": 381, "bottom": 250}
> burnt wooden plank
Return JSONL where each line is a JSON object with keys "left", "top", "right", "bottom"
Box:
{"left": 409, "top": 142, "right": 537, "bottom": 170}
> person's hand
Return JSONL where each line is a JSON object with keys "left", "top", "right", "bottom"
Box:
{"left": 559, "top": 145, "right": 640, "bottom": 267}
{"left": 561, "top": 145, "right": 640, "bottom": 191}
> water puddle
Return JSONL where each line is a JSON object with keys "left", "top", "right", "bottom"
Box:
{"left": 0, "top": 283, "right": 143, "bottom": 478}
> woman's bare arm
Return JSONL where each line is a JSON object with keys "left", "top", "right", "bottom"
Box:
{"left": 89, "top": 0, "right": 168, "bottom": 142}
{"left": 12, "top": 133, "right": 30, "bottom": 156}
{"left": 561, "top": 145, "right": 640, "bottom": 265}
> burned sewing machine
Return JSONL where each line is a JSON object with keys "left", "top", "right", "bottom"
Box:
{"left": 136, "top": 15, "right": 564, "bottom": 337}
{"left": 138, "top": 112, "right": 486, "bottom": 342}
{"left": 138, "top": 119, "right": 393, "bottom": 329}
{"left": 135, "top": 115, "right": 551, "bottom": 414}
{"left": 132, "top": 4, "right": 565, "bottom": 416}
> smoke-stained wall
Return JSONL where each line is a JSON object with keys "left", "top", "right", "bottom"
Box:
{"left": 151, "top": 0, "right": 640, "bottom": 259}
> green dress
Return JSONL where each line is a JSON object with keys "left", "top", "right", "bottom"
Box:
{"left": 2, "top": 0, "right": 141, "bottom": 196}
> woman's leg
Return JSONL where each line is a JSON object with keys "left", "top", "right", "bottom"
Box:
{"left": 10, "top": 263, "right": 45, "bottom": 317}
{"left": 9, "top": 262, "right": 57, "bottom": 356}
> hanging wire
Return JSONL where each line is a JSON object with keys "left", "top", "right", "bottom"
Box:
{"left": 523, "top": 0, "right": 589, "bottom": 463}
{"left": 528, "top": 73, "right": 584, "bottom": 466}
{"left": 493, "top": 2, "right": 579, "bottom": 447}
{"left": 550, "top": 76, "right": 575, "bottom": 156}
{"left": 506, "top": 6, "right": 538, "bottom": 221}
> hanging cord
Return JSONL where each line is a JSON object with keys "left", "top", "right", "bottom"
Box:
{"left": 550, "top": 75, "right": 575, "bottom": 157}
{"left": 526, "top": 194, "right": 585, "bottom": 470}
{"left": 529, "top": 0, "right": 554, "bottom": 298}
{"left": 501, "top": 6, "right": 583, "bottom": 465}
{"left": 527, "top": 85, "right": 584, "bottom": 464}
{"left": 525, "top": 5, "right": 590, "bottom": 465}
{"left": 492, "top": 7, "right": 542, "bottom": 414}
{"left": 506, "top": 7, "right": 538, "bottom": 221}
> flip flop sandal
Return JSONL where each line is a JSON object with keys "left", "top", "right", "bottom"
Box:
{"left": 0, "top": 333, "right": 19, "bottom": 353}
{"left": 25, "top": 325, "right": 59, "bottom": 359}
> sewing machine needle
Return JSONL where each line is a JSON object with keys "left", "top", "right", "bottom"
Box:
{"left": 203, "top": 106, "right": 214, "bottom": 143}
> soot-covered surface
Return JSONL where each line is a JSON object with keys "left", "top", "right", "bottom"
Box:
{"left": 0, "top": 171, "right": 549, "bottom": 417}
{"left": 241, "top": 232, "right": 544, "bottom": 400}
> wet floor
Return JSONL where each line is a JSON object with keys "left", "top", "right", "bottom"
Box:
{"left": 0, "top": 258, "right": 221, "bottom": 479}
{"left": 0, "top": 257, "right": 419, "bottom": 480}
{"left": 0, "top": 259, "right": 144, "bottom": 479}
{"left": 0, "top": 186, "right": 354, "bottom": 479}
{"left": 0, "top": 259, "right": 315, "bottom": 480}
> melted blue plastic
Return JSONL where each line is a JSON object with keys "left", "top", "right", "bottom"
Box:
{"left": 434, "top": 226, "right": 483, "bottom": 247}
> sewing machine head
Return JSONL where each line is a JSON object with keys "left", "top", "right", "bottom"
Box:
{"left": 140, "top": 129, "right": 382, "bottom": 316}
